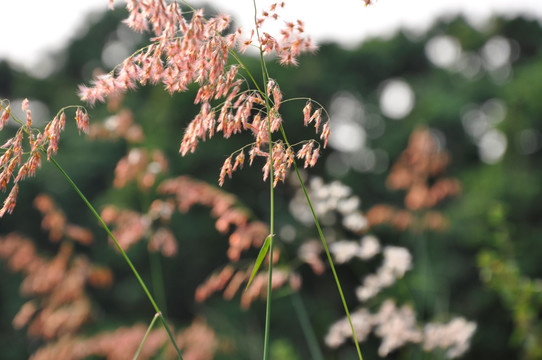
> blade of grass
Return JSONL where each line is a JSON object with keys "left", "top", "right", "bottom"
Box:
{"left": 150, "top": 251, "right": 168, "bottom": 315}
{"left": 291, "top": 292, "right": 326, "bottom": 360}
{"left": 246, "top": 234, "right": 273, "bottom": 290}
{"left": 49, "top": 156, "right": 184, "bottom": 360}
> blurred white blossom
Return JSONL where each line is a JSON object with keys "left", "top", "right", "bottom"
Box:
{"left": 374, "top": 300, "right": 423, "bottom": 356}
{"left": 289, "top": 176, "right": 367, "bottom": 231}
{"left": 359, "top": 235, "right": 381, "bottom": 259}
{"left": 423, "top": 318, "right": 477, "bottom": 358}
{"left": 357, "top": 246, "right": 412, "bottom": 301}
{"left": 325, "top": 299, "right": 476, "bottom": 359}
{"left": 330, "top": 240, "right": 360, "bottom": 264}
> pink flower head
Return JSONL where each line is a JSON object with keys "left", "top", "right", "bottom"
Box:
{"left": 0, "top": 184, "right": 18, "bottom": 217}
{"left": 303, "top": 101, "right": 312, "bottom": 126}
{"left": 21, "top": 98, "right": 29, "bottom": 111}
{"left": 0, "top": 105, "right": 10, "bottom": 130}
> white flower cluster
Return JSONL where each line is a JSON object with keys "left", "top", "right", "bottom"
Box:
{"left": 423, "top": 318, "right": 477, "bottom": 358}
{"left": 329, "top": 235, "right": 381, "bottom": 264}
{"left": 289, "top": 177, "right": 368, "bottom": 232}
{"left": 326, "top": 300, "right": 476, "bottom": 358}
{"left": 356, "top": 246, "right": 412, "bottom": 301}
{"left": 293, "top": 177, "right": 478, "bottom": 358}
{"left": 328, "top": 234, "right": 412, "bottom": 302}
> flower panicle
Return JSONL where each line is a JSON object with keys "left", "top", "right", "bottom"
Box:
{"left": 0, "top": 184, "right": 18, "bottom": 217}
{"left": 78, "top": 2, "right": 328, "bottom": 188}
{"left": 0, "top": 99, "right": 90, "bottom": 217}
{"left": 220, "top": 137, "right": 322, "bottom": 188}
{"left": 253, "top": 2, "right": 317, "bottom": 66}
{"left": 158, "top": 175, "right": 270, "bottom": 261}
{"left": 195, "top": 265, "right": 301, "bottom": 309}
{"left": 79, "top": 2, "right": 242, "bottom": 106}
{"left": 208, "top": 85, "right": 329, "bottom": 187}
{"left": 0, "top": 105, "right": 11, "bottom": 130}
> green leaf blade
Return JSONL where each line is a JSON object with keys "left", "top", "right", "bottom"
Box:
{"left": 245, "top": 234, "right": 273, "bottom": 290}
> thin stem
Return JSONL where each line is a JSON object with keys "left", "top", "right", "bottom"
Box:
{"left": 229, "top": 50, "right": 264, "bottom": 96}
{"left": 291, "top": 293, "right": 325, "bottom": 360}
{"left": 150, "top": 251, "right": 168, "bottom": 315}
{"left": 251, "top": 1, "right": 275, "bottom": 359}
{"left": 223, "top": 9, "right": 362, "bottom": 358}
{"left": 49, "top": 156, "right": 184, "bottom": 360}
{"left": 133, "top": 312, "right": 160, "bottom": 360}
{"left": 278, "top": 126, "right": 364, "bottom": 360}
{"left": 261, "top": 44, "right": 275, "bottom": 360}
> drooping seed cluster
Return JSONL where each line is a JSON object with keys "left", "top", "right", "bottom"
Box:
{"left": 113, "top": 147, "right": 168, "bottom": 189}
{"left": 194, "top": 264, "right": 301, "bottom": 309}
{"left": 81, "top": 1, "right": 317, "bottom": 104}
{"left": 0, "top": 196, "right": 112, "bottom": 344}
{"left": 215, "top": 90, "right": 328, "bottom": 187}
{"left": 2, "top": 193, "right": 221, "bottom": 360}
{"left": 0, "top": 100, "right": 89, "bottom": 217}
{"left": 366, "top": 126, "right": 461, "bottom": 232}
{"left": 158, "top": 175, "right": 269, "bottom": 262}
{"left": 252, "top": 2, "right": 317, "bottom": 66}
{"left": 79, "top": 1, "right": 327, "bottom": 188}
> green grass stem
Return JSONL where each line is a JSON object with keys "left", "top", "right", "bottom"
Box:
{"left": 278, "top": 126, "right": 364, "bottom": 360}
{"left": 49, "top": 157, "right": 184, "bottom": 360}
{"left": 133, "top": 313, "right": 160, "bottom": 360}
{"left": 291, "top": 292, "right": 326, "bottom": 360}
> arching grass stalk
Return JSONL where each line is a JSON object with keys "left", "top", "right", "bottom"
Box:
{"left": 278, "top": 125, "right": 364, "bottom": 360}
{"left": 230, "top": 3, "right": 364, "bottom": 356}
{"left": 291, "top": 292, "right": 326, "bottom": 360}
{"left": 49, "top": 157, "right": 184, "bottom": 360}
{"left": 150, "top": 250, "right": 168, "bottom": 315}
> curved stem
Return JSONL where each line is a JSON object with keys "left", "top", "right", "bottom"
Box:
{"left": 291, "top": 292, "right": 325, "bottom": 360}
{"left": 278, "top": 126, "right": 364, "bottom": 360}
{"left": 150, "top": 250, "right": 168, "bottom": 315}
{"left": 213, "top": 6, "right": 362, "bottom": 358}
{"left": 49, "top": 156, "right": 184, "bottom": 360}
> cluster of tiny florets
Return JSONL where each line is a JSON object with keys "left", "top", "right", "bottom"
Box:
{"left": 214, "top": 81, "right": 328, "bottom": 187}
{"left": 79, "top": 1, "right": 327, "bottom": 188}
{"left": 0, "top": 100, "right": 89, "bottom": 217}
{"left": 326, "top": 299, "right": 476, "bottom": 359}
{"left": 366, "top": 127, "right": 460, "bottom": 233}
{"left": 250, "top": 2, "right": 317, "bottom": 66}
{"left": 1, "top": 193, "right": 220, "bottom": 359}
{"left": 0, "top": 195, "right": 112, "bottom": 345}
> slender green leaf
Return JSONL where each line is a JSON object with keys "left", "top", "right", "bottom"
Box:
{"left": 245, "top": 234, "right": 273, "bottom": 290}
